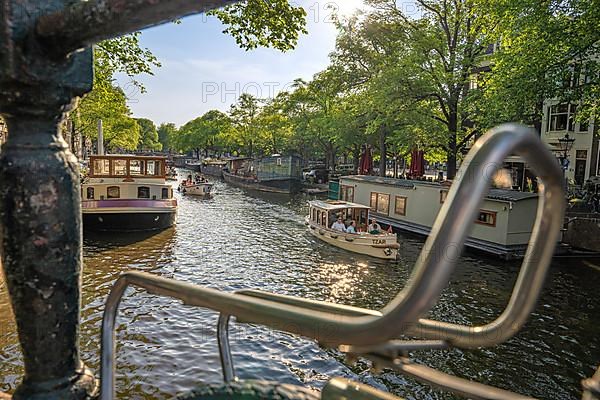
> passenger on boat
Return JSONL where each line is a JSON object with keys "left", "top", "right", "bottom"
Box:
{"left": 331, "top": 217, "right": 347, "bottom": 232}
{"left": 368, "top": 218, "right": 382, "bottom": 234}
{"left": 346, "top": 221, "right": 357, "bottom": 234}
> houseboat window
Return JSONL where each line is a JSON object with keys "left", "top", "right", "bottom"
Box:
{"left": 162, "top": 188, "right": 169, "bottom": 199}
{"left": 113, "top": 159, "right": 127, "bottom": 176}
{"left": 317, "top": 211, "right": 322, "bottom": 224}
{"left": 395, "top": 196, "right": 407, "bottom": 216}
{"left": 146, "top": 161, "right": 157, "bottom": 175}
{"left": 322, "top": 211, "right": 327, "bottom": 226}
{"left": 93, "top": 159, "right": 110, "bottom": 175}
{"left": 440, "top": 190, "right": 448, "bottom": 204}
{"left": 341, "top": 185, "right": 354, "bottom": 202}
{"left": 138, "top": 186, "right": 150, "bottom": 199}
{"left": 312, "top": 208, "right": 316, "bottom": 221}
{"left": 86, "top": 187, "right": 94, "bottom": 200}
{"left": 370, "top": 192, "right": 390, "bottom": 215}
{"left": 107, "top": 186, "right": 120, "bottom": 199}
{"left": 476, "top": 210, "right": 497, "bottom": 227}
{"left": 130, "top": 160, "right": 144, "bottom": 175}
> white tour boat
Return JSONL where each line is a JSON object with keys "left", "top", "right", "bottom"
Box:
{"left": 82, "top": 155, "right": 177, "bottom": 231}
{"left": 306, "top": 200, "right": 399, "bottom": 259}
{"left": 179, "top": 174, "right": 214, "bottom": 197}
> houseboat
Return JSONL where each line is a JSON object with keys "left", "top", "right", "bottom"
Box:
{"left": 306, "top": 200, "right": 399, "bottom": 259}
{"left": 82, "top": 155, "right": 177, "bottom": 231}
{"left": 223, "top": 155, "right": 303, "bottom": 194}
{"left": 201, "top": 158, "right": 228, "bottom": 178}
{"left": 338, "top": 175, "right": 539, "bottom": 259}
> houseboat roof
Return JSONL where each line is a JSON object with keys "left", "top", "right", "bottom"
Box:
{"left": 309, "top": 200, "right": 370, "bottom": 211}
{"left": 341, "top": 175, "right": 538, "bottom": 202}
{"left": 89, "top": 154, "right": 167, "bottom": 160}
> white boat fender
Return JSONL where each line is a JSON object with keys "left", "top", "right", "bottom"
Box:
{"left": 330, "top": 234, "right": 338, "bottom": 239}
{"left": 318, "top": 229, "right": 325, "bottom": 235}
{"left": 344, "top": 236, "right": 354, "bottom": 242}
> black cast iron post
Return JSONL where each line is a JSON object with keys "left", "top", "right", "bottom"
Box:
{"left": 0, "top": 0, "right": 233, "bottom": 398}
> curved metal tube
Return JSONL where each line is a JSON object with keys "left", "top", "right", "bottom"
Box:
{"left": 100, "top": 124, "right": 565, "bottom": 398}
{"left": 217, "top": 314, "right": 236, "bottom": 383}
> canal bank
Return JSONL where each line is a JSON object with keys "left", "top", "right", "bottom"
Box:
{"left": 0, "top": 179, "right": 598, "bottom": 399}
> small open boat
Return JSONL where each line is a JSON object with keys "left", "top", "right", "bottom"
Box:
{"left": 306, "top": 200, "right": 399, "bottom": 259}
{"left": 179, "top": 174, "right": 213, "bottom": 197}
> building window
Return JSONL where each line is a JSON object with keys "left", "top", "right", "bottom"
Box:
{"left": 86, "top": 187, "right": 94, "bottom": 200}
{"left": 394, "top": 196, "right": 407, "bottom": 216}
{"left": 576, "top": 150, "right": 588, "bottom": 160}
{"left": 107, "top": 186, "right": 120, "bottom": 199}
{"left": 548, "top": 103, "right": 586, "bottom": 132}
{"left": 548, "top": 104, "right": 569, "bottom": 131}
{"left": 440, "top": 190, "right": 448, "bottom": 204}
{"left": 341, "top": 185, "right": 354, "bottom": 202}
{"left": 138, "top": 186, "right": 150, "bottom": 199}
{"left": 475, "top": 210, "right": 497, "bottom": 227}
{"left": 370, "top": 192, "right": 390, "bottom": 215}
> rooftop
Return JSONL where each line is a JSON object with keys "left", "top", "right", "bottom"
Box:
{"left": 341, "top": 175, "right": 538, "bottom": 202}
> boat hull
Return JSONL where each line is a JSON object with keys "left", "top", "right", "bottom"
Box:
{"left": 223, "top": 171, "right": 300, "bottom": 194}
{"left": 306, "top": 218, "right": 398, "bottom": 260}
{"left": 180, "top": 183, "right": 213, "bottom": 196}
{"left": 82, "top": 199, "right": 177, "bottom": 232}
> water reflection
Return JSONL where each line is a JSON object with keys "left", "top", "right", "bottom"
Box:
{"left": 0, "top": 178, "right": 598, "bottom": 399}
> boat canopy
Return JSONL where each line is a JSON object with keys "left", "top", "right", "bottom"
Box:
{"left": 309, "top": 200, "right": 370, "bottom": 211}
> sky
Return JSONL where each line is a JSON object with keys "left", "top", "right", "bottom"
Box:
{"left": 119, "top": 0, "right": 365, "bottom": 127}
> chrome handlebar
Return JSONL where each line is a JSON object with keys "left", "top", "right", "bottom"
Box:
{"left": 100, "top": 124, "right": 566, "bottom": 399}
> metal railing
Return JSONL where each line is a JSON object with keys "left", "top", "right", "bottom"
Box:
{"left": 100, "top": 124, "right": 575, "bottom": 399}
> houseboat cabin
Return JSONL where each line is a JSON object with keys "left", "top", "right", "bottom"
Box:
{"left": 223, "top": 155, "right": 303, "bottom": 194}
{"left": 338, "top": 175, "right": 539, "bottom": 258}
{"left": 306, "top": 200, "right": 399, "bottom": 260}
{"left": 82, "top": 155, "right": 177, "bottom": 231}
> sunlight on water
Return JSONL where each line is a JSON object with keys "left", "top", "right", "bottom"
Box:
{"left": 0, "top": 176, "right": 599, "bottom": 399}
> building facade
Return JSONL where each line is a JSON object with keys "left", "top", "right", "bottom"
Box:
{"left": 540, "top": 100, "right": 597, "bottom": 185}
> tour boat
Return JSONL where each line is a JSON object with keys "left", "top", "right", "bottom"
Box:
{"left": 306, "top": 200, "right": 399, "bottom": 259}
{"left": 81, "top": 155, "right": 177, "bottom": 231}
{"left": 166, "top": 165, "right": 178, "bottom": 181}
{"left": 178, "top": 174, "right": 213, "bottom": 197}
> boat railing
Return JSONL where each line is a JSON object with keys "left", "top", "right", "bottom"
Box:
{"left": 99, "top": 124, "right": 597, "bottom": 399}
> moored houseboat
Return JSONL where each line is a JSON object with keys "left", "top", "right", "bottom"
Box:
{"left": 223, "top": 155, "right": 302, "bottom": 194}
{"left": 82, "top": 155, "right": 177, "bottom": 232}
{"left": 201, "top": 158, "right": 228, "bottom": 178}
{"left": 338, "top": 175, "right": 539, "bottom": 259}
{"left": 306, "top": 200, "right": 399, "bottom": 259}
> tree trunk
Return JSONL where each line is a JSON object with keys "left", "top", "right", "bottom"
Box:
{"left": 447, "top": 110, "right": 458, "bottom": 180}
{"left": 352, "top": 144, "right": 361, "bottom": 173}
{"left": 379, "top": 127, "right": 387, "bottom": 177}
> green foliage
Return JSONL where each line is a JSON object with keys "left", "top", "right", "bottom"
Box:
{"left": 76, "top": 85, "right": 140, "bottom": 151}
{"left": 136, "top": 118, "right": 162, "bottom": 151}
{"left": 208, "top": 0, "right": 308, "bottom": 51}
{"left": 158, "top": 123, "right": 178, "bottom": 151}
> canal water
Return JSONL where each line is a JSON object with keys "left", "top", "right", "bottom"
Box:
{"left": 1, "top": 177, "right": 599, "bottom": 399}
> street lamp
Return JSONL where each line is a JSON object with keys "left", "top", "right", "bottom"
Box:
{"left": 557, "top": 132, "right": 576, "bottom": 190}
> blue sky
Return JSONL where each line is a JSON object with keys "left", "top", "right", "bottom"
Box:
{"left": 120, "top": 1, "right": 365, "bottom": 127}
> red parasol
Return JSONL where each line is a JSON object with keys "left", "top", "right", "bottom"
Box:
{"left": 358, "top": 145, "right": 373, "bottom": 175}
{"left": 409, "top": 149, "right": 425, "bottom": 178}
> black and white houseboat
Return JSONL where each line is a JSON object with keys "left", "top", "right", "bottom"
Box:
{"left": 81, "top": 155, "right": 177, "bottom": 231}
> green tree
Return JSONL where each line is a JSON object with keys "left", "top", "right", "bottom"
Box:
{"left": 136, "top": 118, "right": 162, "bottom": 151}
{"left": 158, "top": 123, "right": 177, "bottom": 152}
